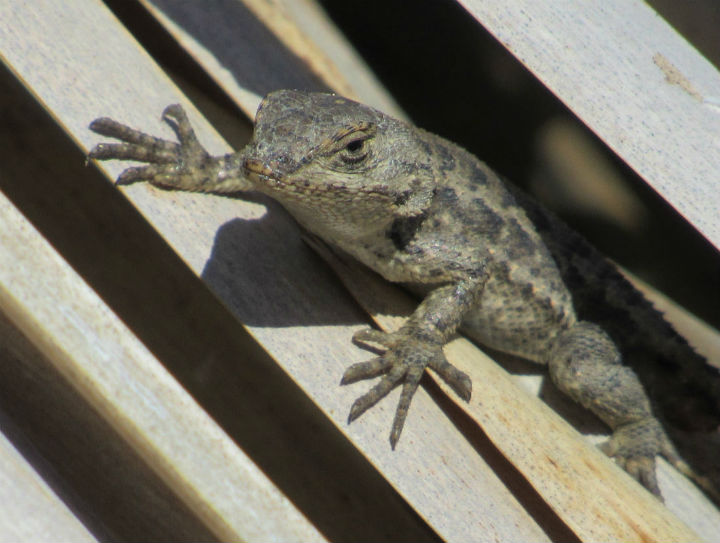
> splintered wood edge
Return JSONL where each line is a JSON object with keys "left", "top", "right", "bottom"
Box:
{"left": 0, "top": 190, "right": 324, "bottom": 542}
{"left": 138, "top": 0, "right": 263, "bottom": 118}
{"left": 622, "top": 269, "right": 720, "bottom": 368}
{"left": 139, "top": 0, "right": 406, "bottom": 120}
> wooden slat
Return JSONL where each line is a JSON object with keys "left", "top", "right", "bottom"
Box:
{"left": 0, "top": 189, "right": 323, "bottom": 541}
{"left": 0, "top": 51, "right": 436, "bottom": 541}
{"left": 457, "top": 0, "right": 720, "bottom": 251}
{"left": 0, "top": 425, "right": 96, "bottom": 542}
{"left": 139, "top": 0, "right": 405, "bottom": 119}
{"left": 0, "top": 1, "right": 546, "bottom": 541}
{"left": 0, "top": 301, "right": 218, "bottom": 541}
{"left": 628, "top": 271, "right": 720, "bottom": 370}
{"left": 2, "top": 0, "right": 717, "bottom": 540}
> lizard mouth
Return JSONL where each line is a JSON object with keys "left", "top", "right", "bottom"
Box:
{"left": 242, "top": 157, "right": 298, "bottom": 192}
{"left": 243, "top": 158, "right": 277, "bottom": 182}
{"left": 243, "top": 157, "right": 319, "bottom": 197}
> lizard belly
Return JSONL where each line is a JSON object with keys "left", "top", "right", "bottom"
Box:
{"left": 461, "top": 273, "right": 575, "bottom": 363}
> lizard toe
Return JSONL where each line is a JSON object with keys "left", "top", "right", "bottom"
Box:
{"left": 390, "top": 369, "right": 424, "bottom": 449}
{"left": 344, "top": 325, "right": 468, "bottom": 447}
{"left": 428, "top": 357, "right": 472, "bottom": 401}
{"left": 347, "top": 363, "right": 406, "bottom": 423}
{"left": 352, "top": 327, "right": 393, "bottom": 351}
{"left": 161, "top": 104, "right": 206, "bottom": 155}
{"left": 116, "top": 163, "right": 182, "bottom": 186}
{"left": 341, "top": 356, "right": 392, "bottom": 384}
{"left": 625, "top": 456, "right": 662, "bottom": 497}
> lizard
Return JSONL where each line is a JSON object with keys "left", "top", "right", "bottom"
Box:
{"left": 88, "top": 89, "right": 720, "bottom": 500}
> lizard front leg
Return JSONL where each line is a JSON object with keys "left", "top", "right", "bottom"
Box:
{"left": 342, "top": 277, "right": 486, "bottom": 448}
{"left": 89, "top": 105, "right": 250, "bottom": 193}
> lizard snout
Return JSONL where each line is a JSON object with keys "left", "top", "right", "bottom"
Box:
{"left": 243, "top": 158, "right": 275, "bottom": 182}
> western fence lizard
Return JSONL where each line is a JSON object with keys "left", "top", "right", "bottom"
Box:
{"left": 89, "top": 90, "right": 720, "bottom": 500}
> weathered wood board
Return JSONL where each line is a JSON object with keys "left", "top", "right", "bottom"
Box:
{"left": 0, "top": 0, "right": 718, "bottom": 540}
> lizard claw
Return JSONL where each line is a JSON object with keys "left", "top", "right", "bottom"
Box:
{"left": 428, "top": 356, "right": 472, "bottom": 401}
{"left": 601, "top": 419, "right": 720, "bottom": 501}
{"left": 345, "top": 359, "right": 424, "bottom": 449}
{"left": 599, "top": 418, "right": 673, "bottom": 498}
{"left": 343, "top": 326, "right": 471, "bottom": 447}
{"left": 160, "top": 104, "right": 207, "bottom": 157}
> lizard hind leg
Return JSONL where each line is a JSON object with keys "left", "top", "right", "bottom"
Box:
{"left": 547, "top": 320, "right": 680, "bottom": 498}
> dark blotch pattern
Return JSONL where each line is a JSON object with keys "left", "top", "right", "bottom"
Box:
{"left": 434, "top": 142, "right": 456, "bottom": 173}
{"left": 389, "top": 213, "right": 428, "bottom": 250}
{"left": 436, "top": 186, "right": 459, "bottom": 204}
{"left": 471, "top": 198, "right": 505, "bottom": 243}
{"left": 469, "top": 161, "right": 488, "bottom": 186}
{"left": 505, "top": 218, "right": 538, "bottom": 259}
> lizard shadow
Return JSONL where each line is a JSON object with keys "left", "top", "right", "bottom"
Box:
{"left": 200, "top": 194, "right": 368, "bottom": 329}
{"left": 200, "top": 194, "right": 720, "bottom": 500}
{"left": 200, "top": 194, "right": 609, "bottom": 436}
{"left": 198, "top": 192, "right": 600, "bottom": 426}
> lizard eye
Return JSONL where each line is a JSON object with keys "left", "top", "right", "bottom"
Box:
{"left": 340, "top": 137, "right": 368, "bottom": 164}
{"left": 345, "top": 139, "right": 364, "bottom": 152}
{"left": 325, "top": 122, "right": 376, "bottom": 169}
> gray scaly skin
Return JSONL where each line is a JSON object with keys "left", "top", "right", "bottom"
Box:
{"left": 89, "top": 90, "right": 720, "bottom": 500}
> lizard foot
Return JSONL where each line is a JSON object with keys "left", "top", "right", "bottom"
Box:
{"left": 89, "top": 105, "right": 212, "bottom": 188}
{"left": 342, "top": 326, "right": 471, "bottom": 448}
{"left": 599, "top": 417, "right": 679, "bottom": 498}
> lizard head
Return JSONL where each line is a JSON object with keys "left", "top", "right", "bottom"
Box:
{"left": 242, "top": 90, "right": 435, "bottom": 243}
